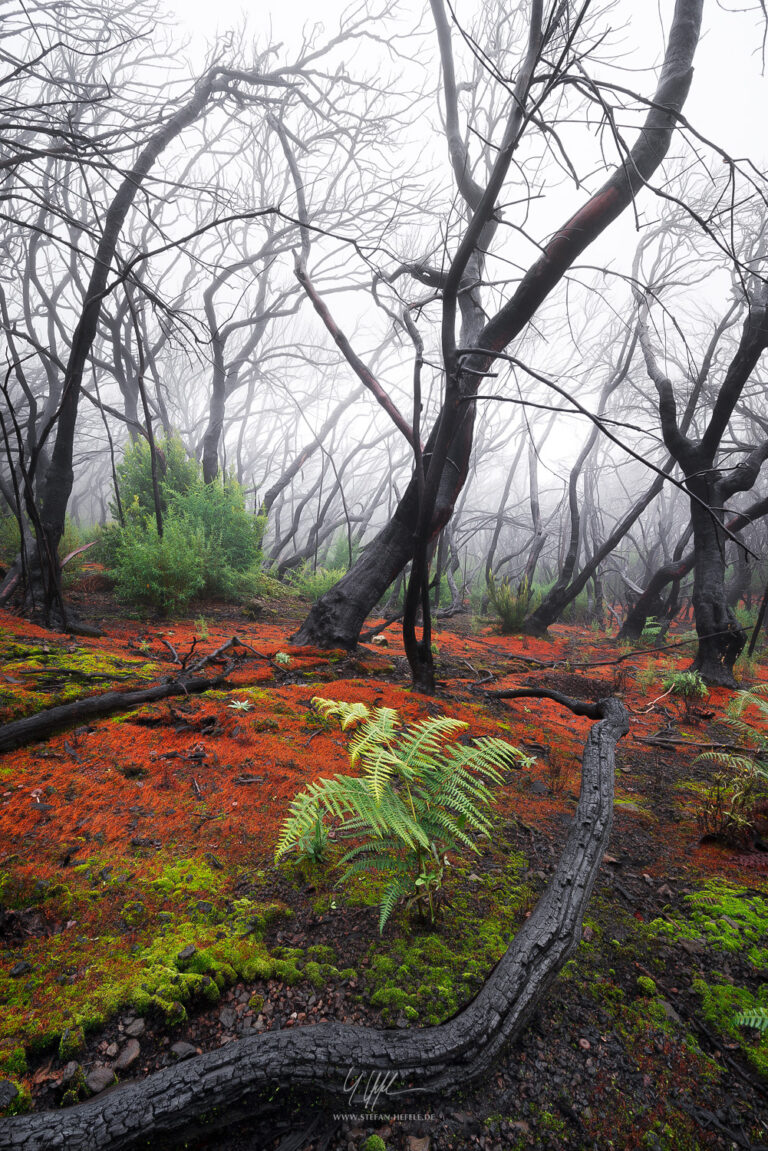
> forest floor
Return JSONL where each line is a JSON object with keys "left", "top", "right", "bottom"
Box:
{"left": 2, "top": 575, "right": 768, "bottom": 1150}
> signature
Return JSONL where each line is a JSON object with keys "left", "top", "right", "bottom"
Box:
{"left": 343, "top": 1067, "right": 401, "bottom": 1110}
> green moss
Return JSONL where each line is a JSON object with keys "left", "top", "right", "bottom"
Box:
{"left": 649, "top": 881, "right": 768, "bottom": 967}
{"left": 0, "top": 1046, "right": 26, "bottom": 1078}
{"left": 57, "top": 1027, "right": 85, "bottom": 1061}
{"left": 0, "top": 638, "right": 160, "bottom": 722}
{"left": 636, "top": 975, "right": 657, "bottom": 996}
{"left": 362, "top": 1137, "right": 387, "bottom": 1151}
{"left": 694, "top": 977, "right": 768, "bottom": 1077}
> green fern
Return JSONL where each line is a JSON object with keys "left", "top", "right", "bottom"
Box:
{"left": 735, "top": 1006, "right": 768, "bottom": 1032}
{"left": 275, "top": 696, "right": 533, "bottom": 932}
{"left": 695, "top": 683, "right": 768, "bottom": 844}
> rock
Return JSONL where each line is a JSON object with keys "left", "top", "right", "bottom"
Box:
{"left": 219, "top": 1006, "right": 236, "bottom": 1029}
{"left": 9, "top": 961, "right": 31, "bottom": 978}
{"left": 0, "top": 1081, "right": 19, "bottom": 1109}
{"left": 125, "top": 1018, "right": 145, "bottom": 1037}
{"left": 660, "top": 1000, "right": 681, "bottom": 1024}
{"left": 407, "top": 1138, "right": 430, "bottom": 1151}
{"left": 61, "top": 1061, "right": 81, "bottom": 1085}
{"left": 680, "top": 938, "right": 706, "bottom": 955}
{"left": 114, "top": 1039, "right": 141, "bottom": 1070}
{"left": 657, "top": 883, "right": 674, "bottom": 898}
{"left": 105, "top": 1042, "right": 119, "bottom": 1058}
{"left": 86, "top": 1066, "right": 115, "bottom": 1094}
{"left": 578, "top": 1037, "right": 591, "bottom": 1051}
{"left": 177, "top": 944, "right": 196, "bottom": 963}
{"left": 170, "top": 1041, "right": 198, "bottom": 1060}
{"left": 529, "top": 779, "right": 549, "bottom": 796}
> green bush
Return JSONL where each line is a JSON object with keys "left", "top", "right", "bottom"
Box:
{"left": 104, "top": 436, "right": 265, "bottom": 610}
{"left": 113, "top": 515, "right": 205, "bottom": 614}
{"left": 287, "top": 562, "right": 346, "bottom": 602}
{"left": 486, "top": 574, "right": 539, "bottom": 634}
{"left": 112, "top": 434, "right": 198, "bottom": 520}
{"left": 0, "top": 515, "right": 21, "bottom": 563}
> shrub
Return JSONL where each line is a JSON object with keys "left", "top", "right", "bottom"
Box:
{"left": 287, "top": 562, "right": 346, "bottom": 602}
{"left": 275, "top": 697, "right": 533, "bottom": 932}
{"left": 112, "top": 515, "right": 205, "bottom": 614}
{"left": 105, "top": 437, "right": 265, "bottom": 609}
{"left": 662, "top": 670, "right": 708, "bottom": 716}
{"left": 113, "top": 434, "right": 198, "bottom": 520}
{"left": 486, "top": 574, "right": 539, "bottom": 634}
{"left": 0, "top": 516, "right": 21, "bottom": 564}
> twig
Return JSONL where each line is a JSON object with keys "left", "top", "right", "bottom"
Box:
{"left": 161, "top": 638, "right": 180, "bottom": 664}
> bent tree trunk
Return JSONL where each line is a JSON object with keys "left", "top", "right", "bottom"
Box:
{"left": 0, "top": 697, "right": 629, "bottom": 1151}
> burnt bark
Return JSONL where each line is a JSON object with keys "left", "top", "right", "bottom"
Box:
{"left": 0, "top": 696, "right": 628, "bottom": 1151}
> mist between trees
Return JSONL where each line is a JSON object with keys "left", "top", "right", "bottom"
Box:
{"left": 1, "top": 0, "right": 767, "bottom": 689}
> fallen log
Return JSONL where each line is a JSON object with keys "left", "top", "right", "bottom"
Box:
{"left": 0, "top": 694, "right": 628, "bottom": 1149}
{"left": 0, "top": 671, "right": 230, "bottom": 753}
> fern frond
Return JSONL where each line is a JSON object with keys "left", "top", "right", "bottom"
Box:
{"left": 396, "top": 717, "right": 467, "bottom": 771}
{"left": 735, "top": 1007, "right": 768, "bottom": 1032}
{"left": 378, "top": 877, "right": 412, "bottom": 933}
{"left": 348, "top": 706, "right": 400, "bottom": 764}
{"left": 311, "top": 696, "right": 371, "bottom": 731}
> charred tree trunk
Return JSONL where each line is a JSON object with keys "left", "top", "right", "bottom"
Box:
{"left": 0, "top": 696, "right": 629, "bottom": 1151}
{"left": 688, "top": 484, "right": 746, "bottom": 685}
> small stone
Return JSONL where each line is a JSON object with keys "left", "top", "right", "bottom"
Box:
{"left": 219, "top": 1007, "right": 236, "bottom": 1029}
{"left": 86, "top": 1066, "right": 115, "bottom": 1094}
{"left": 125, "top": 1019, "right": 145, "bottom": 1037}
{"left": 660, "top": 1000, "right": 681, "bottom": 1024}
{"left": 582, "top": 925, "right": 594, "bottom": 942}
{"left": 529, "top": 779, "right": 549, "bottom": 796}
{"left": 407, "top": 1138, "right": 430, "bottom": 1151}
{"left": 9, "top": 961, "right": 31, "bottom": 978}
{"left": 105, "top": 1042, "right": 119, "bottom": 1058}
{"left": 177, "top": 944, "right": 196, "bottom": 963}
{"left": 657, "top": 884, "right": 674, "bottom": 898}
{"left": 170, "top": 1041, "right": 198, "bottom": 1060}
{"left": 578, "top": 1038, "right": 591, "bottom": 1051}
{"left": 114, "top": 1039, "right": 140, "bottom": 1070}
{"left": 0, "top": 1081, "right": 19, "bottom": 1109}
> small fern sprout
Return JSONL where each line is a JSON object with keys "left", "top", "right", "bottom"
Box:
{"left": 275, "top": 697, "right": 532, "bottom": 932}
